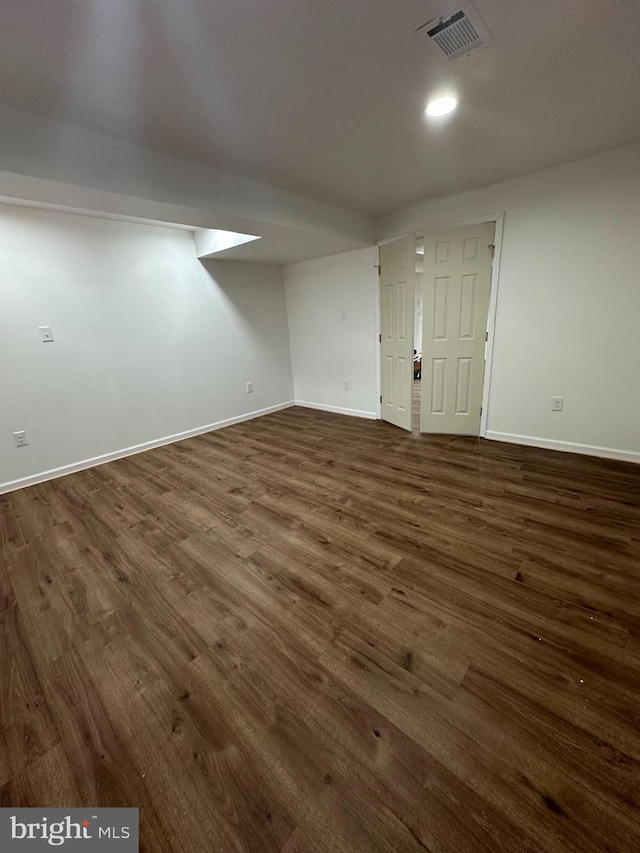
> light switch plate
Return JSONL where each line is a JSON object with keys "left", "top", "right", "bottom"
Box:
{"left": 39, "top": 325, "right": 54, "bottom": 342}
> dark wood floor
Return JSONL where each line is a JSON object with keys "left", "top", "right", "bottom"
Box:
{"left": 1, "top": 406, "right": 640, "bottom": 852}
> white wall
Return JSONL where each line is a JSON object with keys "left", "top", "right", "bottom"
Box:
{"left": 0, "top": 204, "right": 294, "bottom": 492}
{"left": 284, "top": 247, "right": 378, "bottom": 418}
{"left": 377, "top": 142, "right": 640, "bottom": 462}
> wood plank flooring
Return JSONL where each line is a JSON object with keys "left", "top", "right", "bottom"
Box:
{"left": 1, "top": 405, "right": 640, "bottom": 852}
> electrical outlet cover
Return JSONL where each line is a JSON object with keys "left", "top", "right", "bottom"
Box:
{"left": 13, "top": 430, "right": 28, "bottom": 447}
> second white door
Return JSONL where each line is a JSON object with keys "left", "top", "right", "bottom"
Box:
{"left": 421, "top": 222, "right": 494, "bottom": 435}
{"left": 380, "top": 235, "right": 415, "bottom": 431}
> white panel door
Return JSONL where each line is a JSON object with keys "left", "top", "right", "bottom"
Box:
{"left": 380, "top": 235, "right": 415, "bottom": 431}
{"left": 421, "top": 222, "right": 494, "bottom": 435}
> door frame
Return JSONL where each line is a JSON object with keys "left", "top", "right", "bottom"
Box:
{"left": 376, "top": 212, "right": 504, "bottom": 436}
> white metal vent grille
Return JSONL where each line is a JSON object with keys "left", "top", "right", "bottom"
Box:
{"left": 416, "top": 4, "right": 492, "bottom": 60}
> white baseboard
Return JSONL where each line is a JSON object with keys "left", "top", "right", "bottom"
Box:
{"left": 294, "top": 400, "right": 377, "bottom": 420}
{"left": 0, "top": 401, "right": 295, "bottom": 496}
{"left": 485, "top": 430, "right": 640, "bottom": 465}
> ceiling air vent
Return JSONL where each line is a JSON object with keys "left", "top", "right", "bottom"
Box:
{"left": 416, "top": 3, "right": 492, "bottom": 61}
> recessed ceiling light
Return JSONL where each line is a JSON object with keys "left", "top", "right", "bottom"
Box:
{"left": 425, "top": 96, "right": 458, "bottom": 117}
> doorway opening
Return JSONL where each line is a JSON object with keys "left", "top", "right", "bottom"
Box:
{"left": 412, "top": 236, "right": 424, "bottom": 434}
{"left": 379, "top": 215, "right": 503, "bottom": 437}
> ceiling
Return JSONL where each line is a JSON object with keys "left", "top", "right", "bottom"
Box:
{"left": 1, "top": 0, "right": 640, "bottom": 217}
